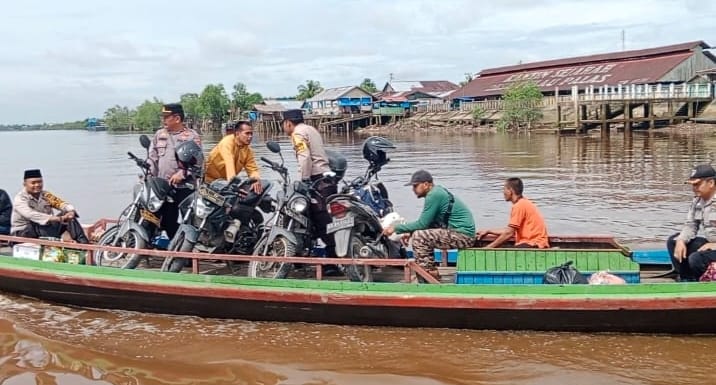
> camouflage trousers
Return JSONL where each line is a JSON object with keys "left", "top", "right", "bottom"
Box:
{"left": 410, "top": 228, "right": 474, "bottom": 268}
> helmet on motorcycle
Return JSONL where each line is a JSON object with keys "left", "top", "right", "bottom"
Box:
{"left": 175, "top": 140, "right": 204, "bottom": 171}
{"left": 362, "top": 136, "right": 395, "bottom": 167}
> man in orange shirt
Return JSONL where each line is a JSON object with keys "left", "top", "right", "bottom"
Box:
{"left": 204, "top": 121, "right": 262, "bottom": 193}
{"left": 476, "top": 177, "right": 549, "bottom": 248}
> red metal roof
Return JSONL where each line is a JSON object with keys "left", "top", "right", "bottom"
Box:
{"left": 452, "top": 41, "right": 712, "bottom": 99}
{"left": 481, "top": 41, "right": 709, "bottom": 76}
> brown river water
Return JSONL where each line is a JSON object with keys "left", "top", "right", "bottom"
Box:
{"left": 1, "top": 128, "right": 715, "bottom": 384}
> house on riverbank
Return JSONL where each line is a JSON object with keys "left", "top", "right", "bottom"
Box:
{"left": 303, "top": 86, "right": 373, "bottom": 115}
{"left": 451, "top": 41, "right": 716, "bottom": 101}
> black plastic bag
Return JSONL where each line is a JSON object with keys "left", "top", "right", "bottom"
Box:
{"left": 543, "top": 260, "right": 589, "bottom": 284}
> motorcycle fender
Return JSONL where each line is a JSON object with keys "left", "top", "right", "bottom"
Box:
{"left": 333, "top": 229, "right": 352, "bottom": 257}
{"left": 266, "top": 227, "right": 298, "bottom": 247}
{"left": 175, "top": 224, "right": 200, "bottom": 245}
{"left": 119, "top": 221, "right": 150, "bottom": 243}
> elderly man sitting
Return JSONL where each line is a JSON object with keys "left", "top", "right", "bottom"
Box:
{"left": 11, "top": 169, "right": 89, "bottom": 243}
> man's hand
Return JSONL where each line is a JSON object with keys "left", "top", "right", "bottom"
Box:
{"left": 476, "top": 230, "right": 489, "bottom": 240}
{"left": 251, "top": 180, "right": 263, "bottom": 194}
{"left": 169, "top": 170, "right": 185, "bottom": 186}
{"left": 674, "top": 239, "right": 687, "bottom": 262}
{"left": 61, "top": 211, "right": 76, "bottom": 222}
{"left": 698, "top": 242, "right": 716, "bottom": 252}
{"left": 383, "top": 225, "right": 395, "bottom": 236}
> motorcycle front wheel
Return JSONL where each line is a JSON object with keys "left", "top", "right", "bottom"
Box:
{"left": 341, "top": 233, "right": 374, "bottom": 283}
{"left": 161, "top": 232, "right": 192, "bottom": 273}
{"left": 248, "top": 235, "right": 295, "bottom": 279}
{"left": 96, "top": 227, "right": 146, "bottom": 269}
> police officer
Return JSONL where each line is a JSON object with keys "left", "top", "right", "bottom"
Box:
{"left": 148, "top": 103, "right": 202, "bottom": 238}
{"left": 281, "top": 109, "right": 339, "bottom": 265}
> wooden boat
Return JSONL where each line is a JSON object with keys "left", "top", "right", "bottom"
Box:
{"left": 0, "top": 230, "right": 713, "bottom": 334}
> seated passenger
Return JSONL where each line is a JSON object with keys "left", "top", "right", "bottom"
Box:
{"left": 477, "top": 177, "right": 549, "bottom": 248}
{"left": 383, "top": 170, "right": 475, "bottom": 280}
{"left": 0, "top": 188, "right": 11, "bottom": 235}
{"left": 667, "top": 164, "right": 716, "bottom": 281}
{"left": 11, "top": 169, "right": 89, "bottom": 243}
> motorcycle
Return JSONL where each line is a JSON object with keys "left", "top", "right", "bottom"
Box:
{"left": 247, "top": 140, "right": 346, "bottom": 279}
{"left": 160, "top": 175, "right": 274, "bottom": 273}
{"left": 95, "top": 134, "right": 175, "bottom": 268}
{"left": 325, "top": 136, "right": 405, "bottom": 282}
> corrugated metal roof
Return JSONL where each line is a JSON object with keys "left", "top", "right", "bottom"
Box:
{"left": 453, "top": 50, "right": 697, "bottom": 99}
{"left": 480, "top": 41, "right": 710, "bottom": 76}
{"left": 384, "top": 81, "right": 459, "bottom": 95}
{"left": 307, "top": 86, "right": 364, "bottom": 102}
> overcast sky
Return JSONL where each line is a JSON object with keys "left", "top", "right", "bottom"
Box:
{"left": 1, "top": 0, "right": 714, "bottom": 124}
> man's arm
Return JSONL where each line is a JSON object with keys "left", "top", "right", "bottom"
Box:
{"left": 394, "top": 194, "right": 440, "bottom": 234}
{"left": 483, "top": 227, "right": 515, "bottom": 248}
{"left": 244, "top": 147, "right": 261, "bottom": 180}
{"left": 677, "top": 199, "right": 699, "bottom": 242}
{"left": 13, "top": 194, "right": 56, "bottom": 226}
{"left": 292, "top": 132, "right": 312, "bottom": 180}
{"left": 147, "top": 133, "right": 160, "bottom": 177}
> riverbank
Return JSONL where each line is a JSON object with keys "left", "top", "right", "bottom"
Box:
{"left": 356, "top": 112, "right": 716, "bottom": 135}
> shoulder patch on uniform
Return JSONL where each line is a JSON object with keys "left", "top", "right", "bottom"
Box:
{"left": 292, "top": 134, "right": 308, "bottom": 153}
{"left": 42, "top": 191, "right": 66, "bottom": 208}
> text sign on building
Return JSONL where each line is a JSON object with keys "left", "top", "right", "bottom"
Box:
{"left": 484, "top": 63, "right": 652, "bottom": 92}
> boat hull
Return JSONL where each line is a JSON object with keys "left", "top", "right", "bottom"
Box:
{"left": 0, "top": 257, "right": 714, "bottom": 333}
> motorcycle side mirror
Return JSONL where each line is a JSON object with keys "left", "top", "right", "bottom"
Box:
{"left": 266, "top": 141, "right": 281, "bottom": 153}
{"left": 139, "top": 135, "right": 151, "bottom": 150}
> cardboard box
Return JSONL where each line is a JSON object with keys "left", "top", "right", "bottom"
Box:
{"left": 64, "top": 248, "right": 87, "bottom": 265}
{"left": 12, "top": 243, "right": 42, "bottom": 260}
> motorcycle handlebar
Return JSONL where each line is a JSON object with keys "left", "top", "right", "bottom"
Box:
{"left": 261, "top": 157, "right": 287, "bottom": 174}
{"left": 127, "top": 152, "right": 150, "bottom": 169}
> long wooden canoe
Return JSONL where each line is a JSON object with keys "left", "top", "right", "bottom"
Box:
{"left": 0, "top": 239, "right": 714, "bottom": 333}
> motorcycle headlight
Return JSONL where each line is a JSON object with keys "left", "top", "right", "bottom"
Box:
{"left": 195, "top": 198, "right": 211, "bottom": 219}
{"left": 289, "top": 196, "right": 309, "bottom": 213}
{"left": 147, "top": 189, "right": 163, "bottom": 212}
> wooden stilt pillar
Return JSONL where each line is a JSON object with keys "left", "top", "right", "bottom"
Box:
{"left": 624, "top": 103, "right": 632, "bottom": 132}
{"left": 556, "top": 105, "right": 562, "bottom": 133}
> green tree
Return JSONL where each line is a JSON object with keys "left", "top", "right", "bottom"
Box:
{"left": 472, "top": 105, "right": 486, "bottom": 125}
{"left": 359, "top": 78, "right": 377, "bottom": 93}
{"left": 103, "top": 105, "right": 135, "bottom": 131}
{"left": 499, "top": 80, "right": 544, "bottom": 131}
{"left": 133, "top": 98, "right": 163, "bottom": 131}
{"left": 231, "top": 82, "right": 264, "bottom": 112}
{"left": 180, "top": 93, "right": 200, "bottom": 122}
{"left": 198, "top": 84, "right": 230, "bottom": 125}
{"left": 296, "top": 80, "right": 323, "bottom": 100}
{"left": 459, "top": 73, "right": 474, "bottom": 87}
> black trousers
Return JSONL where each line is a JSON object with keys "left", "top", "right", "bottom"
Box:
{"left": 15, "top": 219, "right": 89, "bottom": 243}
{"left": 309, "top": 177, "right": 338, "bottom": 258}
{"left": 159, "top": 188, "right": 194, "bottom": 239}
{"left": 666, "top": 233, "right": 716, "bottom": 281}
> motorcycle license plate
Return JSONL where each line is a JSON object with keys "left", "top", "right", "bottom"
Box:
{"left": 326, "top": 216, "right": 355, "bottom": 233}
{"left": 198, "top": 185, "right": 226, "bottom": 206}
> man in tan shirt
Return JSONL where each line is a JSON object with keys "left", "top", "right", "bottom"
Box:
{"left": 282, "top": 109, "right": 338, "bottom": 262}
{"left": 11, "top": 169, "right": 89, "bottom": 243}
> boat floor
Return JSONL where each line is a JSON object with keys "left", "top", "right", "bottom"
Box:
{"left": 0, "top": 245, "right": 675, "bottom": 284}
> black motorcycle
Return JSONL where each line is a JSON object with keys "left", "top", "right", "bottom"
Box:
{"left": 96, "top": 135, "right": 175, "bottom": 268}
{"left": 248, "top": 141, "right": 346, "bottom": 279}
{"left": 160, "top": 175, "right": 273, "bottom": 273}
{"left": 325, "top": 136, "right": 404, "bottom": 282}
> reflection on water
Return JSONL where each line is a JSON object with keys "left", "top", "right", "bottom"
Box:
{"left": 1, "top": 128, "right": 716, "bottom": 384}
{"left": 0, "top": 129, "right": 712, "bottom": 247}
{"left": 1, "top": 295, "right": 715, "bottom": 385}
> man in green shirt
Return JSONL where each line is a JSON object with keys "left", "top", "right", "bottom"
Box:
{"left": 383, "top": 170, "right": 476, "bottom": 279}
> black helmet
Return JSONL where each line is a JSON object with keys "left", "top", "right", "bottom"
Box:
{"left": 362, "top": 136, "right": 395, "bottom": 167}
{"left": 175, "top": 140, "right": 204, "bottom": 171}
